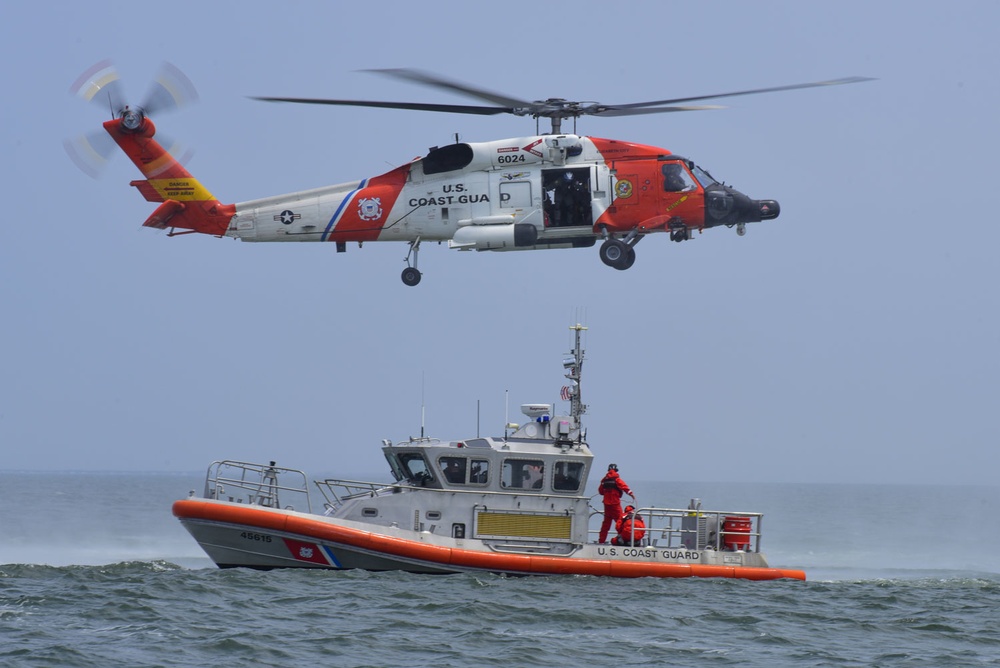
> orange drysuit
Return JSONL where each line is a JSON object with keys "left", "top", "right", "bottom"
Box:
{"left": 598, "top": 470, "right": 633, "bottom": 543}
{"left": 611, "top": 508, "right": 646, "bottom": 546}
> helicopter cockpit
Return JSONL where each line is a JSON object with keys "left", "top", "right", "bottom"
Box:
{"left": 662, "top": 158, "right": 779, "bottom": 230}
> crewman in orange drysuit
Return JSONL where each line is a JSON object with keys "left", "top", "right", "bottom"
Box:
{"left": 611, "top": 505, "right": 646, "bottom": 546}
{"left": 598, "top": 463, "right": 634, "bottom": 544}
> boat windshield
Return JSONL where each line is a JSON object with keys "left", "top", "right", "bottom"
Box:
{"left": 397, "top": 452, "right": 434, "bottom": 486}
{"left": 691, "top": 164, "right": 718, "bottom": 188}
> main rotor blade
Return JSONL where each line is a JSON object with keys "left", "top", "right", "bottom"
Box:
{"left": 251, "top": 96, "right": 512, "bottom": 116}
{"left": 365, "top": 68, "right": 533, "bottom": 110}
{"left": 604, "top": 76, "right": 876, "bottom": 111}
{"left": 591, "top": 104, "right": 725, "bottom": 117}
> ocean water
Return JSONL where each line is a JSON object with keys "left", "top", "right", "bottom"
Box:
{"left": 2, "top": 473, "right": 999, "bottom": 667}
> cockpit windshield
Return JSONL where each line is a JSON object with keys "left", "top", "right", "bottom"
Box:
{"left": 691, "top": 164, "right": 718, "bottom": 188}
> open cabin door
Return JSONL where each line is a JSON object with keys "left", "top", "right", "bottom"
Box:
{"left": 542, "top": 167, "right": 593, "bottom": 228}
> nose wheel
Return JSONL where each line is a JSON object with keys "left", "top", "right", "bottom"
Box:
{"left": 401, "top": 238, "right": 422, "bottom": 286}
{"left": 599, "top": 239, "right": 637, "bottom": 271}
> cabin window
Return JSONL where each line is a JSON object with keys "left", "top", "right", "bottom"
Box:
{"left": 502, "top": 459, "right": 545, "bottom": 490}
{"left": 499, "top": 181, "right": 531, "bottom": 209}
{"left": 439, "top": 456, "right": 468, "bottom": 484}
{"left": 661, "top": 163, "right": 696, "bottom": 192}
{"left": 553, "top": 461, "right": 584, "bottom": 492}
{"left": 469, "top": 459, "right": 489, "bottom": 485}
{"left": 362, "top": 508, "right": 379, "bottom": 517}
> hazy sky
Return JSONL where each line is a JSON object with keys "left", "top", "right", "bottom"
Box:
{"left": 2, "top": 1, "right": 997, "bottom": 485}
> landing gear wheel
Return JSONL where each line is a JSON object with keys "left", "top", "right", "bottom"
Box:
{"left": 619, "top": 248, "right": 636, "bottom": 270}
{"left": 600, "top": 239, "right": 628, "bottom": 268}
{"left": 401, "top": 267, "right": 422, "bottom": 286}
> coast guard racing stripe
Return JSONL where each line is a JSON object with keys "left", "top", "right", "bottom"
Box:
{"left": 322, "top": 163, "right": 411, "bottom": 243}
{"left": 322, "top": 179, "right": 369, "bottom": 242}
{"left": 283, "top": 538, "right": 333, "bottom": 565}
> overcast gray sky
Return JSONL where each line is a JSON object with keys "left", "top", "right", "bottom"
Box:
{"left": 1, "top": 1, "right": 997, "bottom": 484}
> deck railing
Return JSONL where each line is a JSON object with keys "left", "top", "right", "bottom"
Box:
{"left": 204, "top": 460, "right": 312, "bottom": 513}
{"left": 590, "top": 504, "right": 764, "bottom": 553}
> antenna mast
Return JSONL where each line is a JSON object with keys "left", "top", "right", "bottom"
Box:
{"left": 565, "top": 324, "right": 587, "bottom": 424}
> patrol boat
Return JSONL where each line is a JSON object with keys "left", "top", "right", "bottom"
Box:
{"left": 173, "top": 326, "right": 805, "bottom": 581}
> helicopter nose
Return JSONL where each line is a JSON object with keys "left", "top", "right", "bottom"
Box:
{"left": 704, "top": 186, "right": 780, "bottom": 226}
{"left": 756, "top": 199, "right": 780, "bottom": 220}
{"left": 734, "top": 192, "right": 780, "bottom": 223}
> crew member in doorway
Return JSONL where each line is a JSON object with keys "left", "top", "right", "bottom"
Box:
{"left": 555, "top": 172, "right": 576, "bottom": 226}
{"left": 611, "top": 505, "right": 646, "bottom": 546}
{"left": 598, "top": 463, "right": 634, "bottom": 544}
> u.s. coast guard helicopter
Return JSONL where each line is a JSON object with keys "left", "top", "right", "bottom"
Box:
{"left": 68, "top": 64, "right": 871, "bottom": 285}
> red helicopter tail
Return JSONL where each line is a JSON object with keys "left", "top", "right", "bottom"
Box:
{"left": 103, "top": 116, "right": 235, "bottom": 236}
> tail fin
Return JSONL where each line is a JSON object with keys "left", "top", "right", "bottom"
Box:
{"left": 104, "top": 117, "right": 234, "bottom": 236}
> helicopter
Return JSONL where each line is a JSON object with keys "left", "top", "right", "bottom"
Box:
{"left": 69, "top": 64, "right": 872, "bottom": 286}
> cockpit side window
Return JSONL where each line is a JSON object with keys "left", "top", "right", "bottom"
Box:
{"left": 553, "top": 461, "right": 584, "bottom": 492}
{"left": 439, "top": 456, "right": 467, "bottom": 484}
{"left": 662, "top": 163, "right": 696, "bottom": 193}
{"left": 502, "top": 458, "right": 545, "bottom": 489}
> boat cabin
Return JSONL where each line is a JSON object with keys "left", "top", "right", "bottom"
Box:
{"left": 318, "top": 406, "right": 595, "bottom": 550}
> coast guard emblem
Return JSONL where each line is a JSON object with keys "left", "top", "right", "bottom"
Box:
{"left": 615, "top": 179, "right": 634, "bottom": 200}
{"left": 299, "top": 547, "right": 314, "bottom": 559}
{"left": 358, "top": 197, "right": 383, "bottom": 221}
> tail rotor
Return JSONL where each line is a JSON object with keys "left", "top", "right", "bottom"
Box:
{"left": 65, "top": 60, "right": 198, "bottom": 178}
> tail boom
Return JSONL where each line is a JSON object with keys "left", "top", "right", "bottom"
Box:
{"left": 104, "top": 118, "right": 234, "bottom": 235}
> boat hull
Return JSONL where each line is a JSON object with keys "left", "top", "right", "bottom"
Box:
{"left": 174, "top": 499, "right": 805, "bottom": 581}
